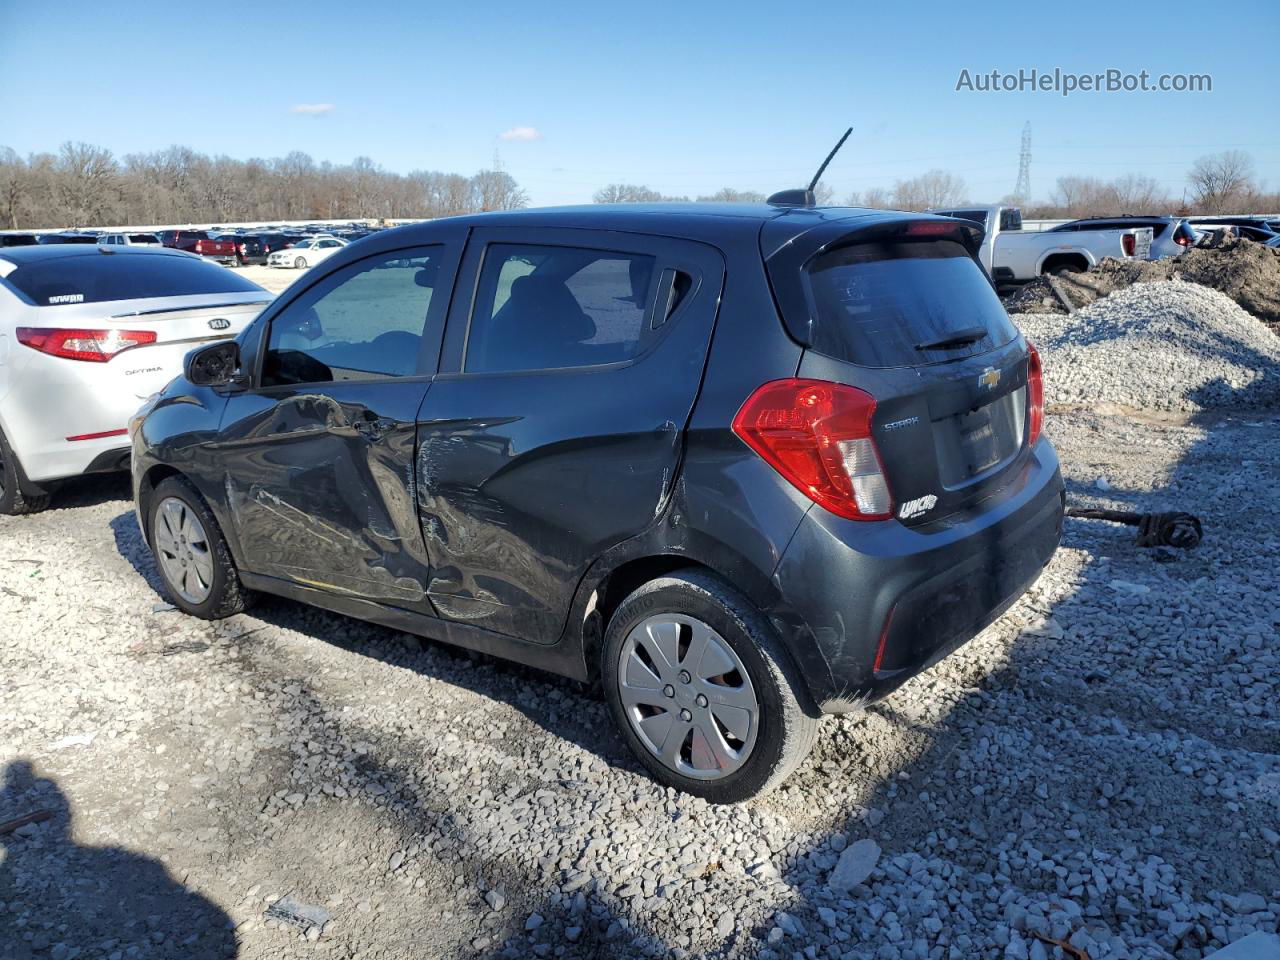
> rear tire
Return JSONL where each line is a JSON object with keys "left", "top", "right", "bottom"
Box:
{"left": 0, "top": 427, "right": 51, "bottom": 516}
{"left": 602, "top": 569, "right": 820, "bottom": 803}
{"left": 148, "top": 475, "right": 250, "bottom": 619}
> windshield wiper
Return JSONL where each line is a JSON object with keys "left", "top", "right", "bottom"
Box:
{"left": 915, "top": 326, "right": 987, "bottom": 351}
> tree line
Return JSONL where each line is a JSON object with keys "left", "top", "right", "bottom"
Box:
{"left": 598, "top": 151, "right": 1279, "bottom": 218}
{"left": 0, "top": 142, "right": 529, "bottom": 229}
{"left": 2, "top": 141, "right": 1275, "bottom": 231}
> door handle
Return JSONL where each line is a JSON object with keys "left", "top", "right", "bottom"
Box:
{"left": 354, "top": 417, "right": 396, "bottom": 441}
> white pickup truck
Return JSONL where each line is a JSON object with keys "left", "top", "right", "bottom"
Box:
{"left": 929, "top": 205, "right": 1153, "bottom": 284}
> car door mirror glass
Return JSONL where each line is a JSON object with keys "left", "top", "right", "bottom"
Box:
{"left": 186, "top": 341, "right": 242, "bottom": 387}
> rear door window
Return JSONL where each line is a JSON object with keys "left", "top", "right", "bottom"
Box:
{"left": 5, "top": 254, "right": 266, "bottom": 306}
{"left": 465, "top": 243, "right": 657, "bottom": 373}
{"left": 803, "top": 238, "right": 1019, "bottom": 367}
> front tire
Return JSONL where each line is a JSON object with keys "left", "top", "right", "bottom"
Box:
{"left": 294, "top": 256, "right": 307, "bottom": 269}
{"left": 148, "top": 476, "right": 249, "bottom": 619}
{"left": 602, "top": 569, "right": 820, "bottom": 803}
{"left": 0, "top": 427, "right": 50, "bottom": 516}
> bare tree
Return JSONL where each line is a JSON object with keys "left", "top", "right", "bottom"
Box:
{"left": 890, "top": 170, "right": 967, "bottom": 211}
{"left": 471, "top": 170, "right": 529, "bottom": 211}
{"left": 1188, "top": 151, "right": 1255, "bottom": 214}
{"left": 55, "top": 141, "right": 118, "bottom": 226}
{"left": 846, "top": 187, "right": 891, "bottom": 209}
{"left": 594, "top": 184, "right": 663, "bottom": 203}
{"left": 696, "top": 187, "right": 766, "bottom": 203}
{"left": 0, "top": 147, "right": 29, "bottom": 229}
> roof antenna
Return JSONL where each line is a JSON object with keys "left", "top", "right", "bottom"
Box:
{"left": 768, "top": 127, "right": 853, "bottom": 208}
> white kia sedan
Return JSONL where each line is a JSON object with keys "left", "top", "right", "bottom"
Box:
{"left": 0, "top": 245, "right": 271, "bottom": 513}
{"left": 267, "top": 236, "right": 347, "bottom": 269}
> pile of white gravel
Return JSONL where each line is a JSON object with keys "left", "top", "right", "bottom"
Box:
{"left": 1012, "top": 280, "right": 1280, "bottom": 412}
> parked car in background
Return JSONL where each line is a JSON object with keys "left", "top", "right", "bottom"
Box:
{"left": 97, "top": 232, "right": 163, "bottom": 248}
{"left": 214, "top": 233, "right": 266, "bottom": 266}
{"left": 0, "top": 234, "right": 39, "bottom": 247}
{"left": 1048, "top": 216, "right": 1197, "bottom": 260}
{"left": 131, "top": 204, "right": 1063, "bottom": 801}
{"left": 1187, "top": 218, "right": 1278, "bottom": 244}
{"left": 158, "top": 230, "right": 239, "bottom": 266}
{"left": 251, "top": 233, "right": 297, "bottom": 258}
{"left": 0, "top": 245, "right": 270, "bottom": 515}
{"left": 36, "top": 233, "right": 99, "bottom": 244}
{"left": 267, "top": 235, "right": 346, "bottom": 269}
{"left": 930, "top": 205, "right": 1153, "bottom": 282}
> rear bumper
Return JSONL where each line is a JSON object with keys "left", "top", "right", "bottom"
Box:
{"left": 769, "top": 439, "right": 1065, "bottom": 712}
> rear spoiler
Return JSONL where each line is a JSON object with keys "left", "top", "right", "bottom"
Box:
{"left": 111, "top": 299, "right": 271, "bottom": 319}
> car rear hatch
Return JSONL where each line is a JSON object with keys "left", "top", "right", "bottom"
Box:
{"left": 763, "top": 214, "right": 1035, "bottom": 526}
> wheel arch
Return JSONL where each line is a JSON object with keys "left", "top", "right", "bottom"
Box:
{"left": 1039, "top": 251, "right": 1092, "bottom": 275}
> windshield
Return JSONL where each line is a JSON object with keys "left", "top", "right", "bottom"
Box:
{"left": 6, "top": 254, "right": 266, "bottom": 306}
{"left": 804, "top": 238, "right": 1019, "bottom": 367}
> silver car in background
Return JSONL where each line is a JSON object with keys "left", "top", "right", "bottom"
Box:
{"left": 1047, "top": 216, "right": 1199, "bottom": 260}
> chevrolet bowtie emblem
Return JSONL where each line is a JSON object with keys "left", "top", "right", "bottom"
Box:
{"left": 979, "top": 367, "right": 1001, "bottom": 389}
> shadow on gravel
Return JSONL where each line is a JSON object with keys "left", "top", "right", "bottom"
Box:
{"left": 0, "top": 760, "right": 238, "bottom": 960}
{"left": 40, "top": 472, "right": 132, "bottom": 513}
{"left": 108, "top": 507, "right": 636, "bottom": 773}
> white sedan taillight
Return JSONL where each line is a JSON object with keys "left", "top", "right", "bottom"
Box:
{"left": 16, "top": 327, "right": 157, "bottom": 362}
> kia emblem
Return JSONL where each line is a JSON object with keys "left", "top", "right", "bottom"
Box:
{"left": 209, "top": 318, "right": 230, "bottom": 331}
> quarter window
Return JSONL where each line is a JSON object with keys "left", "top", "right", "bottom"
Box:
{"left": 466, "top": 244, "right": 657, "bottom": 373}
{"left": 261, "top": 247, "right": 445, "bottom": 386}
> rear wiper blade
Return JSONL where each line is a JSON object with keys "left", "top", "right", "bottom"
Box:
{"left": 915, "top": 326, "right": 988, "bottom": 351}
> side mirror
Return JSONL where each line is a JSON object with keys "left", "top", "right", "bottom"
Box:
{"left": 186, "top": 341, "right": 245, "bottom": 389}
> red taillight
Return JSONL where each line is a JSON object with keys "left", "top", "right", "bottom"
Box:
{"left": 195, "top": 240, "right": 204, "bottom": 253}
{"left": 873, "top": 605, "right": 897, "bottom": 674}
{"left": 1026, "top": 342, "right": 1044, "bottom": 446}
{"left": 16, "top": 327, "right": 157, "bottom": 362}
{"left": 67, "top": 428, "right": 128, "bottom": 442}
{"left": 1174, "top": 233, "right": 1191, "bottom": 247}
{"left": 1121, "top": 233, "right": 1136, "bottom": 257}
{"left": 732, "top": 378, "right": 893, "bottom": 521}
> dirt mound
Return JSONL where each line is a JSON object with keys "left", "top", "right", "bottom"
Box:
{"left": 1002, "top": 236, "right": 1280, "bottom": 328}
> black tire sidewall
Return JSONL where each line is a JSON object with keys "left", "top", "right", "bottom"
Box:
{"left": 602, "top": 574, "right": 797, "bottom": 803}
{"left": 149, "top": 477, "right": 236, "bottom": 618}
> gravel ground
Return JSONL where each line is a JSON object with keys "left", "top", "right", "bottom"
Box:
{"left": 1013, "top": 281, "right": 1280, "bottom": 413}
{"left": 237, "top": 264, "right": 301, "bottom": 297}
{"left": 2, "top": 407, "right": 1277, "bottom": 960}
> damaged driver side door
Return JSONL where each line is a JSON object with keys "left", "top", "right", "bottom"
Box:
{"left": 214, "top": 241, "right": 461, "bottom": 611}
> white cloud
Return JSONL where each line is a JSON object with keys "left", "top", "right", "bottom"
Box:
{"left": 499, "top": 125, "right": 542, "bottom": 142}
{"left": 290, "top": 103, "right": 335, "bottom": 116}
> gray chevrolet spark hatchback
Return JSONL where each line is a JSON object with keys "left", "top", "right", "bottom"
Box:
{"left": 131, "top": 203, "right": 1064, "bottom": 802}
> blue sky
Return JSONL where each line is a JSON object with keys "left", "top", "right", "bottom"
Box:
{"left": 1, "top": 1, "right": 1276, "bottom": 206}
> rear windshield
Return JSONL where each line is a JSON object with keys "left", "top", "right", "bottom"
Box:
{"left": 804, "top": 239, "right": 1019, "bottom": 367}
{"left": 6, "top": 254, "right": 265, "bottom": 306}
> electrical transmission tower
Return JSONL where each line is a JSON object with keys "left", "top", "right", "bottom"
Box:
{"left": 1014, "top": 122, "right": 1032, "bottom": 202}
